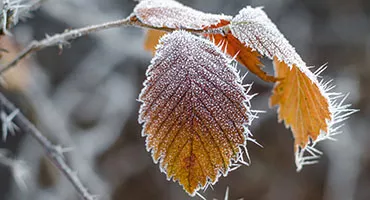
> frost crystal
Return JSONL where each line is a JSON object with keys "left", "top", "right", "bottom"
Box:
{"left": 138, "top": 31, "right": 255, "bottom": 196}
{"left": 1, "top": 109, "right": 19, "bottom": 141}
{"left": 0, "top": 149, "right": 30, "bottom": 190}
{"left": 230, "top": 6, "right": 306, "bottom": 70}
{"left": 134, "top": 0, "right": 232, "bottom": 30}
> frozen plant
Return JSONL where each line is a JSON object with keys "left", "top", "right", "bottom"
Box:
{"left": 0, "top": 0, "right": 357, "bottom": 198}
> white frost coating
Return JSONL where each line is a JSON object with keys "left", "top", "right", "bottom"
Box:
{"left": 134, "top": 0, "right": 232, "bottom": 30}
{"left": 138, "top": 30, "right": 257, "bottom": 196}
{"left": 1, "top": 109, "right": 19, "bottom": 141}
{"left": 230, "top": 6, "right": 306, "bottom": 70}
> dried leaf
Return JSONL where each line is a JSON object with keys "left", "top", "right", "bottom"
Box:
{"left": 270, "top": 58, "right": 331, "bottom": 149}
{"left": 209, "top": 33, "right": 277, "bottom": 82}
{"left": 143, "top": 29, "right": 166, "bottom": 54}
{"left": 134, "top": 0, "right": 232, "bottom": 30}
{"left": 270, "top": 58, "right": 355, "bottom": 171}
{"left": 0, "top": 36, "right": 30, "bottom": 91}
{"left": 230, "top": 6, "right": 306, "bottom": 69}
{"left": 139, "top": 31, "right": 253, "bottom": 195}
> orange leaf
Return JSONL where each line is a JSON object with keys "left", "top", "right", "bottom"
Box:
{"left": 209, "top": 33, "right": 278, "bottom": 82}
{"left": 0, "top": 36, "right": 30, "bottom": 91}
{"left": 143, "top": 29, "right": 166, "bottom": 54}
{"left": 270, "top": 58, "right": 332, "bottom": 165}
{"left": 205, "top": 18, "right": 277, "bottom": 82}
{"left": 139, "top": 31, "right": 253, "bottom": 196}
{"left": 230, "top": 7, "right": 355, "bottom": 170}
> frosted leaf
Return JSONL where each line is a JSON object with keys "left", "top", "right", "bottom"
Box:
{"left": 134, "top": 0, "right": 232, "bottom": 30}
{"left": 138, "top": 31, "right": 254, "bottom": 196}
{"left": 229, "top": 6, "right": 357, "bottom": 171}
{"left": 230, "top": 6, "right": 306, "bottom": 69}
{"left": 270, "top": 59, "right": 357, "bottom": 171}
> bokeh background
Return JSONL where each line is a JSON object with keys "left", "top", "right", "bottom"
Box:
{"left": 0, "top": 0, "right": 368, "bottom": 199}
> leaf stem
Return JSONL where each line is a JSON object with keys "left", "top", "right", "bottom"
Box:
{"left": 0, "top": 15, "right": 207, "bottom": 74}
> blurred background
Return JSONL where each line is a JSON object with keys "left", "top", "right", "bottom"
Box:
{"left": 0, "top": 0, "right": 368, "bottom": 199}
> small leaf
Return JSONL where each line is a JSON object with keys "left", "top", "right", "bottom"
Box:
{"left": 230, "top": 6, "right": 306, "bottom": 69}
{"left": 209, "top": 32, "right": 277, "bottom": 82}
{"left": 134, "top": 0, "right": 232, "bottom": 30}
{"left": 139, "top": 31, "right": 253, "bottom": 195}
{"left": 270, "top": 58, "right": 355, "bottom": 171}
{"left": 0, "top": 36, "right": 30, "bottom": 91}
{"left": 143, "top": 29, "right": 166, "bottom": 54}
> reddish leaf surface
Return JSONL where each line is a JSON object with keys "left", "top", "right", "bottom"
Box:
{"left": 139, "top": 31, "right": 252, "bottom": 195}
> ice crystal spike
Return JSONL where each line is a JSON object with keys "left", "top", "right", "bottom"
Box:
{"left": 134, "top": 0, "right": 232, "bottom": 30}
{"left": 230, "top": 6, "right": 306, "bottom": 70}
{"left": 1, "top": 109, "right": 19, "bottom": 141}
{"left": 138, "top": 30, "right": 255, "bottom": 196}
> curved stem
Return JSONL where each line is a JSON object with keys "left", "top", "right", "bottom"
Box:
{"left": 0, "top": 14, "right": 209, "bottom": 74}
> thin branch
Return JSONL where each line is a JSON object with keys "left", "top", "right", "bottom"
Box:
{"left": 0, "top": 15, "right": 208, "bottom": 74}
{"left": 0, "top": 92, "right": 95, "bottom": 200}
